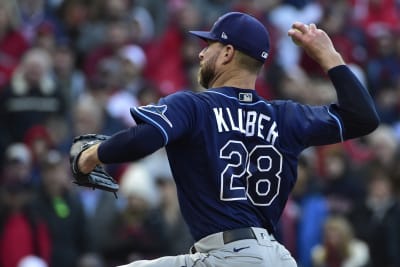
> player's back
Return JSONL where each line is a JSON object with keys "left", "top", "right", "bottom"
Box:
{"left": 132, "top": 85, "right": 342, "bottom": 241}
{"left": 164, "top": 87, "right": 303, "bottom": 241}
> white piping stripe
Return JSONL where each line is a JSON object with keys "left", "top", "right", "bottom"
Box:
{"left": 132, "top": 107, "right": 169, "bottom": 145}
{"left": 327, "top": 107, "right": 344, "bottom": 142}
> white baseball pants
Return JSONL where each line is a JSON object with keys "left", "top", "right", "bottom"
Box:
{"left": 117, "top": 227, "right": 297, "bottom": 267}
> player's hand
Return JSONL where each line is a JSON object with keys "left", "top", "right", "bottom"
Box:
{"left": 77, "top": 143, "right": 101, "bottom": 174}
{"left": 288, "top": 22, "right": 345, "bottom": 72}
{"left": 69, "top": 134, "right": 119, "bottom": 196}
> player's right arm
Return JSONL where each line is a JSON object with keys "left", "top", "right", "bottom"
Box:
{"left": 283, "top": 22, "right": 379, "bottom": 149}
{"left": 288, "top": 22, "right": 345, "bottom": 72}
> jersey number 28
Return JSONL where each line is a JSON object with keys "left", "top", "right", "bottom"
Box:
{"left": 219, "top": 140, "right": 282, "bottom": 206}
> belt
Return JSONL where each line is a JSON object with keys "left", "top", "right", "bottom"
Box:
{"left": 191, "top": 228, "right": 257, "bottom": 253}
{"left": 222, "top": 227, "right": 257, "bottom": 243}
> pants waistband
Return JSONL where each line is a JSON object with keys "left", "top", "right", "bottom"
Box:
{"left": 191, "top": 227, "right": 275, "bottom": 253}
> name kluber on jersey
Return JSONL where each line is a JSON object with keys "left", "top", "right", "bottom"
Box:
{"left": 212, "top": 107, "right": 279, "bottom": 145}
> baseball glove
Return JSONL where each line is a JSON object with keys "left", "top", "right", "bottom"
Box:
{"left": 70, "top": 134, "right": 119, "bottom": 197}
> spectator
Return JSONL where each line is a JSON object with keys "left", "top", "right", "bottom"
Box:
{"left": 76, "top": 0, "right": 135, "bottom": 54}
{"left": 17, "top": 0, "right": 66, "bottom": 44}
{"left": 32, "top": 21, "right": 58, "bottom": 53}
{"left": 106, "top": 44, "right": 147, "bottom": 127}
{"left": 0, "top": 1, "right": 398, "bottom": 266}
{"left": 33, "top": 150, "right": 89, "bottom": 267}
{"left": 139, "top": 149, "right": 194, "bottom": 255}
{"left": 156, "top": 175, "right": 194, "bottom": 255}
{"left": 72, "top": 94, "right": 124, "bottom": 137}
{"left": 143, "top": 3, "right": 202, "bottom": 95}
{"left": 51, "top": 45, "right": 86, "bottom": 111}
{"left": 82, "top": 21, "right": 131, "bottom": 82}
{"left": 23, "top": 125, "right": 53, "bottom": 186}
{"left": 0, "top": 47, "right": 66, "bottom": 144}
{"left": 350, "top": 0, "right": 400, "bottom": 38}
{"left": 134, "top": 0, "right": 168, "bottom": 37}
{"left": 319, "top": 144, "right": 366, "bottom": 216}
{"left": 103, "top": 163, "right": 167, "bottom": 265}
{"left": 300, "top": 1, "right": 367, "bottom": 77}
{"left": 78, "top": 187, "right": 121, "bottom": 256}
{"left": 366, "top": 124, "right": 399, "bottom": 172}
{"left": 280, "top": 154, "right": 329, "bottom": 267}
{"left": 269, "top": 0, "right": 323, "bottom": 72}
{"left": 0, "top": 143, "right": 51, "bottom": 267}
{"left": 366, "top": 29, "right": 400, "bottom": 98}
{"left": 0, "top": 1, "right": 29, "bottom": 89}
{"left": 312, "top": 215, "right": 370, "bottom": 267}
{"left": 350, "top": 166, "right": 400, "bottom": 267}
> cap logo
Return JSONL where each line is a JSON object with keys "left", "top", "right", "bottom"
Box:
{"left": 261, "top": 52, "right": 268, "bottom": 59}
{"left": 221, "top": 32, "right": 228, "bottom": 39}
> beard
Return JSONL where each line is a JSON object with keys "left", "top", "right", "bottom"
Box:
{"left": 198, "top": 53, "right": 218, "bottom": 89}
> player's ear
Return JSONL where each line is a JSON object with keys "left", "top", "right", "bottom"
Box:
{"left": 221, "top": 44, "right": 235, "bottom": 64}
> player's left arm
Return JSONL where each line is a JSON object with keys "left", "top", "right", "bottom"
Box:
{"left": 77, "top": 123, "right": 164, "bottom": 174}
{"left": 77, "top": 91, "right": 198, "bottom": 173}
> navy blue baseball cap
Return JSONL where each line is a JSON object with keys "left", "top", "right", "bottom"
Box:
{"left": 189, "top": 12, "right": 270, "bottom": 63}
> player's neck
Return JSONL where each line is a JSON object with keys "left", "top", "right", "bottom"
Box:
{"left": 210, "top": 68, "right": 257, "bottom": 90}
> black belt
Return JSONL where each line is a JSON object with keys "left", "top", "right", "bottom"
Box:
{"left": 191, "top": 228, "right": 257, "bottom": 254}
{"left": 222, "top": 227, "right": 257, "bottom": 243}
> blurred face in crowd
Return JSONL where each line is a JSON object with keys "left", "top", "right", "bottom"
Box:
{"left": 2, "top": 160, "right": 31, "bottom": 183}
{"left": 107, "top": 22, "right": 130, "bottom": 49}
{"left": 21, "top": 49, "right": 52, "bottom": 87}
{"left": 53, "top": 47, "right": 74, "bottom": 76}
{"left": 73, "top": 97, "right": 104, "bottom": 135}
{"left": 176, "top": 4, "right": 201, "bottom": 31}
{"left": 1, "top": 184, "right": 31, "bottom": 211}
{"left": 368, "top": 175, "right": 392, "bottom": 204}
{"left": 1, "top": 160, "right": 32, "bottom": 210}
{"left": 41, "top": 160, "right": 70, "bottom": 195}
{"left": 120, "top": 58, "right": 141, "bottom": 80}
{"left": 105, "top": 0, "right": 129, "bottom": 20}
{"left": 323, "top": 217, "right": 352, "bottom": 253}
{"left": 24, "top": 60, "right": 45, "bottom": 86}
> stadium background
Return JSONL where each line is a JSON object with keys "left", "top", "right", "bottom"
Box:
{"left": 0, "top": 0, "right": 399, "bottom": 266}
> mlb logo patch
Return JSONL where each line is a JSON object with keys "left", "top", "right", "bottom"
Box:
{"left": 239, "top": 92, "right": 253, "bottom": 102}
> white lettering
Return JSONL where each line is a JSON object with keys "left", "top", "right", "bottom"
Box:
{"left": 266, "top": 121, "right": 279, "bottom": 145}
{"left": 213, "top": 108, "right": 229, "bottom": 132}
{"left": 238, "top": 108, "right": 246, "bottom": 134}
{"left": 213, "top": 107, "right": 278, "bottom": 145}
{"left": 246, "top": 111, "right": 257, "bottom": 136}
{"left": 226, "top": 108, "right": 239, "bottom": 131}
{"left": 257, "top": 114, "right": 270, "bottom": 139}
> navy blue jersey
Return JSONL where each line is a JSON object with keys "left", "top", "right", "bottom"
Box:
{"left": 130, "top": 87, "right": 343, "bottom": 241}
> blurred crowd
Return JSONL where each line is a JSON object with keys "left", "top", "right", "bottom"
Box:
{"left": 0, "top": 0, "right": 399, "bottom": 267}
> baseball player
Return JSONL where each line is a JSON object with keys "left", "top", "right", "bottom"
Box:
{"left": 75, "top": 12, "right": 379, "bottom": 267}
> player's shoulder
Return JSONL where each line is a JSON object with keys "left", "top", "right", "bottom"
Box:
{"left": 163, "top": 89, "right": 214, "bottom": 106}
{"left": 163, "top": 90, "right": 201, "bottom": 103}
{"left": 268, "top": 99, "right": 305, "bottom": 111}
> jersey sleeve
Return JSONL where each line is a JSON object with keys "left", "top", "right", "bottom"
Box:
{"left": 279, "top": 101, "right": 344, "bottom": 151}
{"left": 130, "top": 91, "right": 197, "bottom": 145}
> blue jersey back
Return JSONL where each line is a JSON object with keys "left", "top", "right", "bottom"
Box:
{"left": 131, "top": 87, "right": 343, "bottom": 241}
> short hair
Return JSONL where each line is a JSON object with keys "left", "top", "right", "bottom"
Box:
{"left": 234, "top": 50, "right": 263, "bottom": 74}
